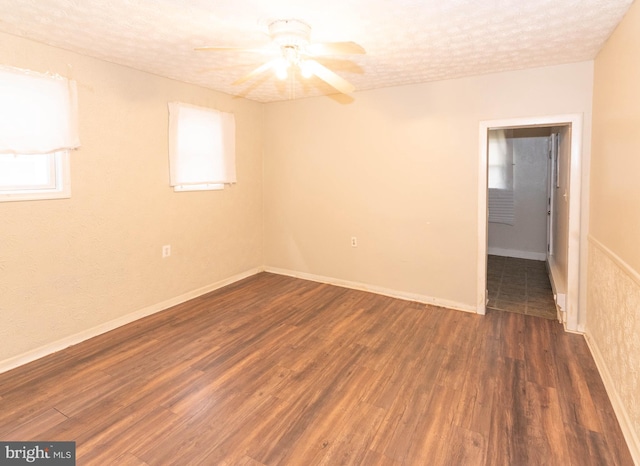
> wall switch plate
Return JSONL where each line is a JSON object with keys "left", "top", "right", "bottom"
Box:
{"left": 351, "top": 237, "right": 358, "bottom": 247}
{"left": 162, "top": 245, "right": 171, "bottom": 258}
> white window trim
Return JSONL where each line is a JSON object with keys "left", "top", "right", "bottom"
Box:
{"left": 174, "top": 183, "right": 225, "bottom": 192}
{"left": 0, "top": 151, "right": 70, "bottom": 202}
{"left": 168, "top": 102, "right": 236, "bottom": 192}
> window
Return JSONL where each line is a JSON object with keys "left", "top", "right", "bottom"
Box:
{"left": 168, "top": 102, "right": 236, "bottom": 192}
{"left": 488, "top": 129, "right": 515, "bottom": 225}
{"left": 488, "top": 129, "right": 513, "bottom": 190}
{"left": 0, "top": 65, "right": 79, "bottom": 202}
{"left": 0, "top": 152, "right": 69, "bottom": 201}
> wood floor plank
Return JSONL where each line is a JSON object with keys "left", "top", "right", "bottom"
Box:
{"left": 597, "top": 405, "right": 637, "bottom": 466}
{"left": 359, "top": 449, "right": 403, "bottom": 465}
{"left": 76, "top": 406, "right": 178, "bottom": 464}
{"left": 437, "top": 426, "right": 486, "bottom": 466}
{"left": 553, "top": 329, "right": 603, "bottom": 432}
{"left": 227, "top": 456, "right": 267, "bottom": 466}
{"left": 521, "top": 381, "right": 571, "bottom": 464}
{"left": 110, "top": 453, "right": 150, "bottom": 466}
{"left": 312, "top": 400, "right": 386, "bottom": 466}
{"left": 402, "top": 384, "right": 461, "bottom": 464}
{"left": 451, "top": 306, "right": 502, "bottom": 438}
{"left": 484, "top": 356, "right": 529, "bottom": 465}
{"left": 524, "top": 317, "right": 558, "bottom": 388}
{"left": 0, "top": 273, "right": 633, "bottom": 465}
{"left": 3, "top": 408, "right": 69, "bottom": 441}
{"left": 500, "top": 310, "right": 526, "bottom": 360}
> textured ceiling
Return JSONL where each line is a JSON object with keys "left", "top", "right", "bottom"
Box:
{"left": 0, "top": 0, "right": 634, "bottom": 102}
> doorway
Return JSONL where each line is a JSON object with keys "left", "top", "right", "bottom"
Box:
{"left": 476, "top": 114, "right": 584, "bottom": 332}
{"left": 485, "top": 126, "right": 557, "bottom": 319}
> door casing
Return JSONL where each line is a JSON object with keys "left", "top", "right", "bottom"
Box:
{"left": 477, "top": 114, "right": 584, "bottom": 332}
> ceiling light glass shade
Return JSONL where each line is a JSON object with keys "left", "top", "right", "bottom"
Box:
{"left": 299, "top": 60, "right": 313, "bottom": 79}
{"left": 274, "top": 59, "right": 289, "bottom": 80}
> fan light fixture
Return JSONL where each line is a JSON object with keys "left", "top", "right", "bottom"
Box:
{"left": 270, "top": 20, "right": 313, "bottom": 81}
{"left": 196, "top": 18, "right": 365, "bottom": 95}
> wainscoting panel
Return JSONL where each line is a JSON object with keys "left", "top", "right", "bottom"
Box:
{"left": 586, "top": 237, "right": 640, "bottom": 464}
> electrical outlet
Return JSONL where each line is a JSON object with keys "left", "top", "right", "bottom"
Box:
{"left": 162, "top": 245, "right": 171, "bottom": 258}
{"left": 351, "top": 237, "right": 358, "bottom": 247}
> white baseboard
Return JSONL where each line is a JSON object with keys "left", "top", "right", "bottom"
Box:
{"left": 487, "top": 247, "right": 546, "bottom": 261}
{"left": 585, "top": 331, "right": 640, "bottom": 465}
{"left": 1, "top": 266, "right": 476, "bottom": 374}
{"left": 264, "top": 266, "right": 477, "bottom": 314}
{"left": 0, "top": 267, "right": 263, "bottom": 375}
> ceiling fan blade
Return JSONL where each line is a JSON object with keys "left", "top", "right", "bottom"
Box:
{"left": 195, "top": 46, "right": 268, "bottom": 54}
{"left": 304, "top": 60, "right": 355, "bottom": 95}
{"left": 232, "top": 59, "right": 280, "bottom": 85}
{"left": 306, "top": 41, "right": 365, "bottom": 56}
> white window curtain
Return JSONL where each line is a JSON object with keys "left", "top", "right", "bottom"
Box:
{"left": 0, "top": 65, "right": 80, "bottom": 154}
{"left": 488, "top": 129, "right": 513, "bottom": 190}
{"left": 168, "top": 102, "right": 236, "bottom": 187}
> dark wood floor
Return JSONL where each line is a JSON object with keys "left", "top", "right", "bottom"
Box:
{"left": 0, "top": 273, "right": 633, "bottom": 465}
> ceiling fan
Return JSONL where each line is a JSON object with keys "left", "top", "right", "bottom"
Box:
{"left": 196, "top": 19, "right": 365, "bottom": 95}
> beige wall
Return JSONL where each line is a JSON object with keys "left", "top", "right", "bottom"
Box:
{"left": 591, "top": 4, "right": 640, "bottom": 270}
{"left": 589, "top": 0, "right": 640, "bottom": 458}
{"left": 0, "top": 32, "right": 264, "bottom": 363}
{"left": 264, "top": 62, "right": 593, "bottom": 309}
{"left": 591, "top": 5, "right": 640, "bottom": 272}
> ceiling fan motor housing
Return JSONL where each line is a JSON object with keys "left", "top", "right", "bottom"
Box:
{"left": 268, "top": 19, "right": 311, "bottom": 48}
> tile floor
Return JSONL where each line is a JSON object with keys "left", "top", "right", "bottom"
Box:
{"left": 486, "top": 255, "right": 557, "bottom": 320}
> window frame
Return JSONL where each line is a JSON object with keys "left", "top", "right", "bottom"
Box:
{"left": 487, "top": 129, "right": 514, "bottom": 191}
{"left": 168, "top": 102, "right": 236, "bottom": 193}
{"left": 0, "top": 150, "right": 70, "bottom": 202}
{"left": 173, "top": 183, "right": 225, "bottom": 192}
